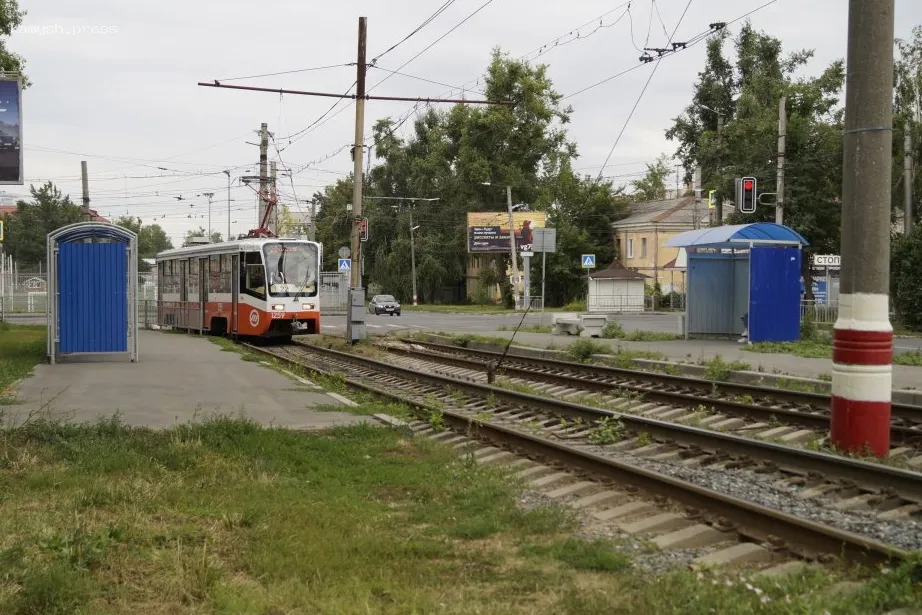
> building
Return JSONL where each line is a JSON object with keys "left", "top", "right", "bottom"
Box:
{"left": 0, "top": 202, "right": 108, "bottom": 222}
{"left": 611, "top": 196, "right": 732, "bottom": 293}
{"left": 588, "top": 261, "right": 648, "bottom": 313}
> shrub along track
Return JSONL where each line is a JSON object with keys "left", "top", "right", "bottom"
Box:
{"left": 241, "top": 340, "right": 915, "bottom": 571}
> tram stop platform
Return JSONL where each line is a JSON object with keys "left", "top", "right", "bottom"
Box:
{"left": 9, "top": 330, "right": 371, "bottom": 430}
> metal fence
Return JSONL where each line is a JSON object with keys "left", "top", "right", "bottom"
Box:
{"left": 319, "top": 271, "right": 348, "bottom": 314}
{"left": 1, "top": 271, "right": 49, "bottom": 315}
{"left": 801, "top": 299, "right": 839, "bottom": 324}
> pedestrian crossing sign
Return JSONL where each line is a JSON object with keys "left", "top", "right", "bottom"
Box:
{"left": 581, "top": 254, "right": 596, "bottom": 269}
{"left": 338, "top": 258, "right": 351, "bottom": 273}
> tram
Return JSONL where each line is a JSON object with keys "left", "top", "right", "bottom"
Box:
{"left": 155, "top": 237, "right": 322, "bottom": 340}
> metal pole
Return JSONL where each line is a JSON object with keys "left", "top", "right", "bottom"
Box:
{"left": 776, "top": 96, "right": 787, "bottom": 225}
{"left": 410, "top": 210, "right": 418, "bottom": 306}
{"left": 541, "top": 248, "right": 546, "bottom": 312}
{"left": 0, "top": 244, "right": 4, "bottom": 322}
{"left": 350, "top": 17, "right": 367, "bottom": 290}
{"left": 905, "top": 120, "right": 913, "bottom": 233}
{"left": 225, "top": 170, "right": 231, "bottom": 240}
{"left": 269, "top": 162, "right": 277, "bottom": 236}
{"left": 81, "top": 161, "right": 90, "bottom": 218}
{"left": 523, "top": 254, "right": 531, "bottom": 309}
{"left": 506, "top": 185, "right": 520, "bottom": 308}
{"left": 831, "top": 0, "right": 895, "bottom": 458}
{"left": 717, "top": 114, "right": 724, "bottom": 226}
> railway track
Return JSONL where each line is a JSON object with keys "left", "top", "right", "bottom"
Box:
{"left": 378, "top": 338, "right": 922, "bottom": 454}
{"left": 241, "top": 340, "right": 917, "bottom": 569}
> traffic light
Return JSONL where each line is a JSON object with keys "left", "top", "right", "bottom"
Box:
{"left": 360, "top": 217, "right": 368, "bottom": 242}
{"left": 738, "top": 176, "right": 757, "bottom": 213}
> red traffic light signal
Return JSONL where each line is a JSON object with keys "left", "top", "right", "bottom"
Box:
{"left": 360, "top": 217, "right": 368, "bottom": 242}
{"left": 738, "top": 176, "right": 757, "bottom": 213}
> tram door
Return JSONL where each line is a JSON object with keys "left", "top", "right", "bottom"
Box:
{"left": 230, "top": 254, "right": 240, "bottom": 337}
{"left": 179, "top": 260, "right": 188, "bottom": 328}
{"left": 199, "top": 257, "right": 208, "bottom": 332}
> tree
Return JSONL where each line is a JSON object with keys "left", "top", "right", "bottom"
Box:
{"left": 892, "top": 225, "right": 922, "bottom": 330}
{"left": 0, "top": 1, "right": 27, "bottom": 84}
{"left": 114, "top": 216, "right": 173, "bottom": 271}
{"left": 666, "top": 22, "right": 846, "bottom": 280}
{"left": 0, "top": 182, "right": 83, "bottom": 264}
{"left": 183, "top": 227, "right": 221, "bottom": 246}
{"left": 892, "top": 26, "right": 922, "bottom": 227}
{"left": 630, "top": 154, "right": 671, "bottom": 201}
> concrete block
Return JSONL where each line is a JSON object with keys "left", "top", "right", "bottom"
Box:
{"left": 472, "top": 446, "right": 500, "bottom": 458}
{"left": 642, "top": 405, "right": 674, "bottom": 417}
{"left": 515, "top": 465, "right": 552, "bottom": 479}
{"left": 697, "top": 414, "right": 728, "bottom": 427}
{"left": 878, "top": 504, "right": 922, "bottom": 520}
{"left": 832, "top": 494, "right": 878, "bottom": 511}
{"left": 546, "top": 481, "right": 596, "bottom": 499}
{"left": 779, "top": 429, "right": 816, "bottom": 445}
{"left": 710, "top": 418, "right": 747, "bottom": 430}
{"left": 593, "top": 501, "right": 655, "bottom": 521}
{"left": 652, "top": 408, "right": 690, "bottom": 420}
{"left": 476, "top": 451, "right": 514, "bottom": 465}
{"left": 619, "top": 512, "right": 691, "bottom": 535}
{"left": 692, "top": 542, "right": 773, "bottom": 569}
{"left": 571, "top": 490, "right": 622, "bottom": 510}
{"left": 757, "top": 426, "right": 795, "bottom": 439}
{"left": 653, "top": 524, "right": 729, "bottom": 550}
{"left": 649, "top": 450, "right": 683, "bottom": 461}
{"left": 907, "top": 456, "right": 922, "bottom": 469}
{"left": 530, "top": 472, "right": 570, "bottom": 488}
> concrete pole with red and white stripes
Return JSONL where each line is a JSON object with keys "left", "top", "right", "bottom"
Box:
{"left": 831, "top": 0, "right": 895, "bottom": 458}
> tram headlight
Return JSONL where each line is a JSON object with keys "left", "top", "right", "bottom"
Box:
{"left": 302, "top": 303, "right": 315, "bottom": 310}
{"left": 272, "top": 304, "right": 285, "bottom": 311}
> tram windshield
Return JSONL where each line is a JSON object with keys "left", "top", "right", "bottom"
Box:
{"left": 262, "top": 242, "right": 319, "bottom": 297}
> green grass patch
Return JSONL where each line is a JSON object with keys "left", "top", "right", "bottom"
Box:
{"left": 564, "top": 339, "right": 610, "bottom": 362}
{"left": 0, "top": 415, "right": 584, "bottom": 614}
{"left": 498, "top": 323, "right": 553, "bottom": 333}
{"left": 521, "top": 538, "right": 631, "bottom": 571}
{"left": 702, "top": 355, "right": 751, "bottom": 381}
{"left": 745, "top": 339, "right": 833, "bottom": 359}
{"left": 0, "top": 323, "right": 46, "bottom": 403}
{"left": 601, "top": 322, "right": 681, "bottom": 342}
{"left": 894, "top": 350, "right": 922, "bottom": 366}
{"left": 403, "top": 304, "right": 513, "bottom": 314}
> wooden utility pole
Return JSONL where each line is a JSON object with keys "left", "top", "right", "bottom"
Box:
{"left": 831, "top": 0, "right": 895, "bottom": 458}
{"left": 905, "top": 120, "right": 914, "bottom": 233}
{"left": 350, "top": 17, "right": 367, "bottom": 291}
{"left": 775, "top": 96, "right": 787, "bottom": 225}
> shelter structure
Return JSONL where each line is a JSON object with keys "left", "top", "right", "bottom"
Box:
{"left": 665, "top": 223, "right": 809, "bottom": 343}
{"left": 46, "top": 222, "right": 139, "bottom": 364}
{"left": 587, "top": 261, "right": 648, "bottom": 313}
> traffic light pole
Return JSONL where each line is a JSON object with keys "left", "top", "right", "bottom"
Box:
{"left": 831, "top": 0, "right": 895, "bottom": 458}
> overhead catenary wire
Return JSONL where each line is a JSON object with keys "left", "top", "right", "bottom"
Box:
{"left": 369, "top": 0, "right": 459, "bottom": 64}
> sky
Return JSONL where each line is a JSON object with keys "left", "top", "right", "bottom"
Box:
{"left": 6, "top": 0, "right": 922, "bottom": 248}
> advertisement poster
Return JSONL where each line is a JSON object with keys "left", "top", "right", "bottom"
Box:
{"left": 466, "top": 211, "right": 546, "bottom": 253}
{"left": 0, "top": 76, "right": 21, "bottom": 184}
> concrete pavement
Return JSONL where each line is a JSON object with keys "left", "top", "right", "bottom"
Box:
{"left": 7, "top": 330, "right": 370, "bottom": 429}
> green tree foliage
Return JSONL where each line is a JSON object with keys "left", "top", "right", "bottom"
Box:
{"left": 0, "top": 182, "right": 83, "bottom": 264}
{"left": 892, "top": 26, "right": 922, "bottom": 227}
{"left": 666, "top": 23, "right": 845, "bottom": 262}
{"left": 113, "top": 216, "right": 174, "bottom": 271}
{"left": 0, "top": 1, "right": 27, "bottom": 84}
{"left": 183, "top": 227, "right": 222, "bottom": 246}
{"left": 314, "top": 49, "right": 628, "bottom": 306}
{"left": 891, "top": 226, "right": 922, "bottom": 330}
{"left": 630, "top": 154, "right": 671, "bottom": 201}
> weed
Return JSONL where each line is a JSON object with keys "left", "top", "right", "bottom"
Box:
{"left": 635, "top": 432, "right": 652, "bottom": 447}
{"left": 894, "top": 350, "right": 922, "bottom": 366}
{"left": 587, "top": 416, "right": 624, "bottom": 445}
{"left": 565, "top": 339, "right": 609, "bottom": 363}
{"left": 521, "top": 538, "right": 631, "bottom": 571}
{"left": 703, "top": 355, "right": 750, "bottom": 381}
{"left": 601, "top": 322, "right": 625, "bottom": 339}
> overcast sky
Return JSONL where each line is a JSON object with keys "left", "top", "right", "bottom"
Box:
{"left": 7, "top": 0, "right": 922, "bottom": 247}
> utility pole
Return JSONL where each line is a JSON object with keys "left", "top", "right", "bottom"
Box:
{"left": 694, "top": 165, "right": 702, "bottom": 229}
{"left": 505, "top": 185, "right": 520, "bottom": 308}
{"left": 716, "top": 114, "right": 724, "bottom": 225}
{"left": 200, "top": 192, "right": 215, "bottom": 239}
{"left": 223, "top": 170, "right": 231, "bottom": 241}
{"left": 310, "top": 199, "right": 317, "bottom": 241}
{"left": 269, "top": 162, "right": 278, "bottom": 236}
{"left": 346, "top": 16, "right": 368, "bottom": 343}
{"left": 831, "top": 0, "right": 895, "bottom": 458}
{"left": 81, "top": 161, "right": 90, "bottom": 219}
{"left": 409, "top": 209, "right": 418, "bottom": 306}
{"left": 258, "top": 123, "right": 269, "bottom": 228}
{"left": 905, "top": 120, "right": 914, "bottom": 233}
{"left": 776, "top": 96, "right": 787, "bottom": 225}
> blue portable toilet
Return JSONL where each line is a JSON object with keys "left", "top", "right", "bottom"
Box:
{"left": 665, "top": 223, "right": 809, "bottom": 343}
{"left": 46, "top": 222, "right": 139, "bottom": 364}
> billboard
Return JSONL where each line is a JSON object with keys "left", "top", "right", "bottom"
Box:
{"left": 467, "top": 211, "right": 546, "bottom": 253}
{"left": 0, "top": 76, "right": 22, "bottom": 185}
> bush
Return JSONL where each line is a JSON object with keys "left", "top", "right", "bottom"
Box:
{"left": 565, "top": 339, "right": 609, "bottom": 362}
{"left": 562, "top": 299, "right": 586, "bottom": 312}
{"left": 601, "top": 322, "right": 625, "bottom": 339}
{"left": 892, "top": 226, "right": 922, "bottom": 330}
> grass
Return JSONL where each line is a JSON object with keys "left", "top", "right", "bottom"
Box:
{"left": 702, "top": 355, "right": 751, "bottom": 381}
{"left": 564, "top": 339, "right": 610, "bottom": 362}
{"left": 403, "top": 304, "right": 513, "bottom": 314}
{"left": 746, "top": 339, "right": 833, "bottom": 359}
{"left": 894, "top": 350, "right": 922, "bottom": 366}
{"left": 601, "top": 321, "right": 681, "bottom": 342}
{"left": 0, "top": 323, "right": 46, "bottom": 404}
{"left": 497, "top": 323, "right": 553, "bottom": 333}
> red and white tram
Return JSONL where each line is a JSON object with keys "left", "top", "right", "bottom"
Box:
{"left": 155, "top": 237, "right": 322, "bottom": 340}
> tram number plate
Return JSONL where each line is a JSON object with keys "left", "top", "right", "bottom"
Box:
{"left": 271, "top": 311, "right": 286, "bottom": 319}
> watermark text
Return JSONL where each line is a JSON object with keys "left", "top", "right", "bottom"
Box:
{"left": 17, "top": 24, "right": 118, "bottom": 36}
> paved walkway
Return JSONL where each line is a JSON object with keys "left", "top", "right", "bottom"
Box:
{"left": 485, "top": 331, "right": 922, "bottom": 391}
{"left": 8, "top": 330, "right": 370, "bottom": 429}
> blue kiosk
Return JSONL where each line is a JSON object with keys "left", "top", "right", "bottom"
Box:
{"left": 46, "top": 222, "right": 139, "bottom": 364}
{"left": 666, "top": 223, "right": 809, "bottom": 343}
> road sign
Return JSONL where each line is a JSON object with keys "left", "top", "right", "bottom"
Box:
{"left": 533, "top": 227, "right": 557, "bottom": 253}
{"left": 360, "top": 217, "right": 368, "bottom": 242}
{"left": 338, "top": 258, "right": 351, "bottom": 273}
{"left": 338, "top": 246, "right": 350, "bottom": 259}
{"left": 581, "top": 254, "right": 596, "bottom": 269}
{"left": 707, "top": 189, "right": 716, "bottom": 210}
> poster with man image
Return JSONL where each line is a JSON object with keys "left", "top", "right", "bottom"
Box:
{"left": 0, "top": 76, "right": 22, "bottom": 184}
{"left": 466, "top": 211, "right": 546, "bottom": 253}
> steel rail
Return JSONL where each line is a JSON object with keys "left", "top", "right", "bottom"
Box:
{"left": 242, "top": 341, "right": 908, "bottom": 567}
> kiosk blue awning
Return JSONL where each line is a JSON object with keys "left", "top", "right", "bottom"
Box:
{"left": 665, "top": 223, "right": 809, "bottom": 250}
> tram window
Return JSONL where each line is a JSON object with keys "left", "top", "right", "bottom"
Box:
{"left": 241, "top": 251, "right": 266, "bottom": 299}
